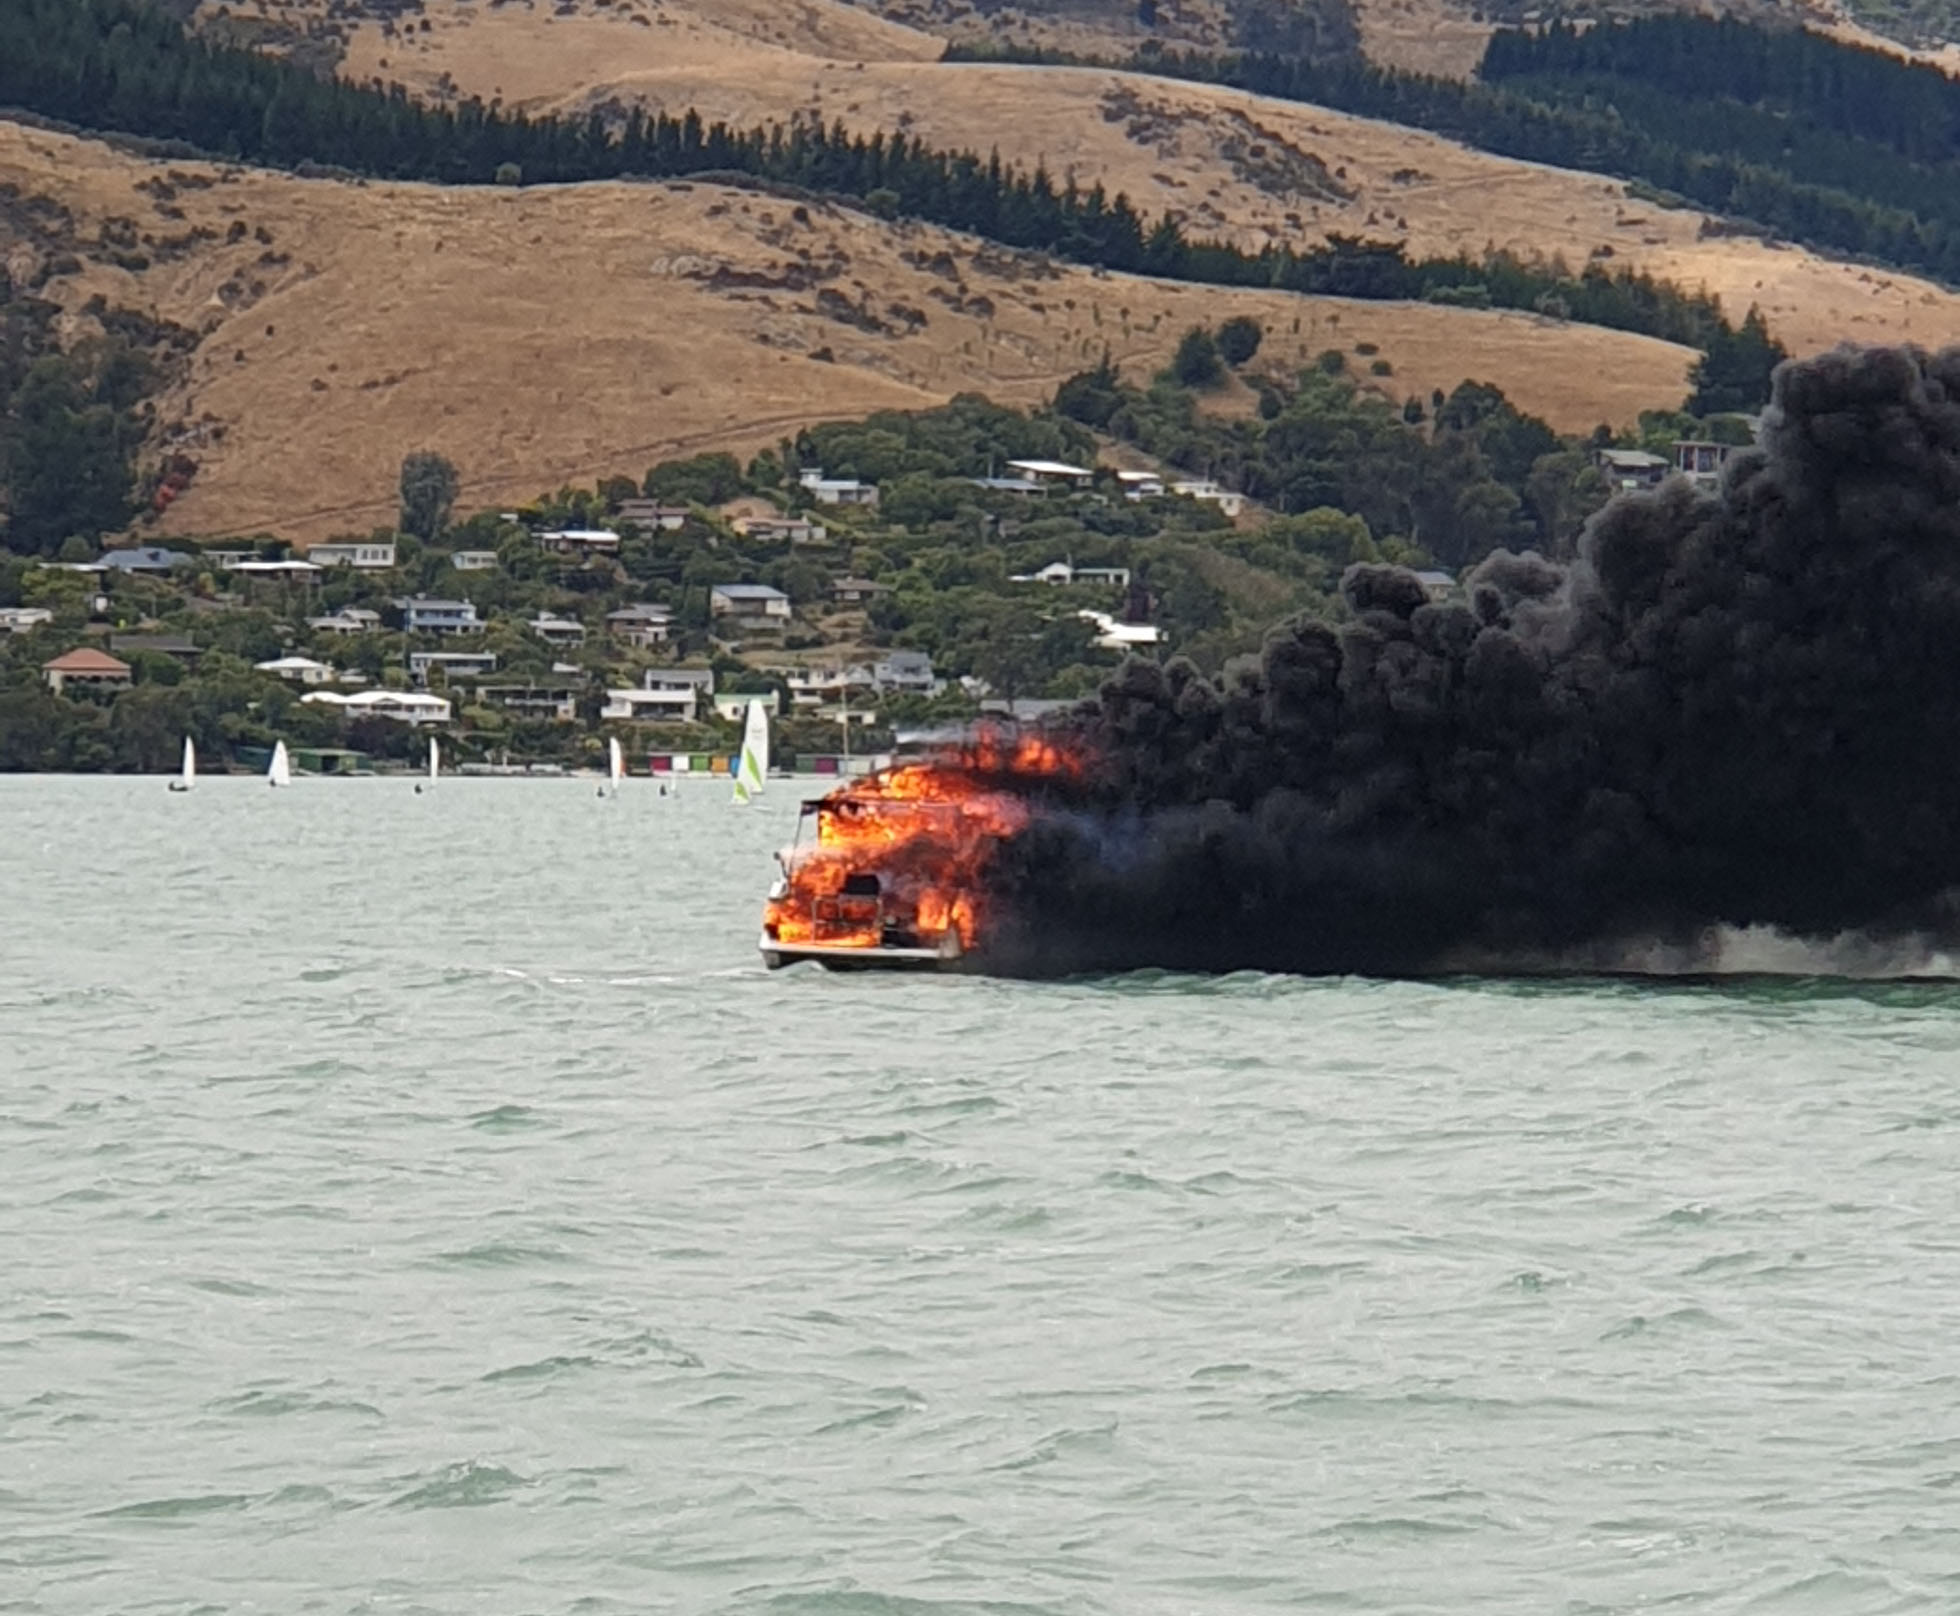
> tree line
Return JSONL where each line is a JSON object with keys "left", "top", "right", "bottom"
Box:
{"left": 957, "top": 13, "right": 1960, "bottom": 288}
{"left": 0, "top": 0, "right": 1766, "bottom": 364}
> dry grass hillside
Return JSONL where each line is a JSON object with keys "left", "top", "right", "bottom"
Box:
{"left": 256, "top": 0, "right": 1960, "bottom": 361}
{"left": 0, "top": 121, "right": 1694, "bottom": 544}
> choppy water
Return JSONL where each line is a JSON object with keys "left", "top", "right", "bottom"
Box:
{"left": 5, "top": 776, "right": 1960, "bottom": 1615}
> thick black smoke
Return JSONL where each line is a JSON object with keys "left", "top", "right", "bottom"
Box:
{"left": 981, "top": 344, "right": 1960, "bottom": 976}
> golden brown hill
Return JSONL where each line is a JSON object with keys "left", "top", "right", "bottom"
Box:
{"left": 263, "top": 0, "right": 1960, "bottom": 361}
{"left": 1, "top": 120, "right": 1693, "bottom": 544}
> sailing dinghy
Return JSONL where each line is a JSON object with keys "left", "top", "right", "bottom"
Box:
{"left": 168, "top": 735, "right": 194, "bottom": 793}
{"left": 267, "top": 739, "right": 292, "bottom": 788}
{"left": 732, "top": 700, "right": 770, "bottom": 805}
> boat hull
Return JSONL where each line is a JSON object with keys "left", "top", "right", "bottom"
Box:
{"left": 759, "top": 932, "right": 966, "bottom": 972}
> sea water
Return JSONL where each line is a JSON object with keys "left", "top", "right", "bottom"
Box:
{"left": 4, "top": 776, "right": 1959, "bottom": 1615}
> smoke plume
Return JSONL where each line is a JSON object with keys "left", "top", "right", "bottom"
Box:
{"left": 979, "top": 344, "right": 1960, "bottom": 976}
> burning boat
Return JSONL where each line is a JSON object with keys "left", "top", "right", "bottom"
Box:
{"left": 759, "top": 732, "right": 1077, "bottom": 971}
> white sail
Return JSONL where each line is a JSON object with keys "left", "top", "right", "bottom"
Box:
{"left": 428, "top": 735, "right": 440, "bottom": 783}
{"left": 608, "top": 735, "right": 625, "bottom": 792}
{"left": 733, "top": 699, "right": 769, "bottom": 804}
{"left": 181, "top": 736, "right": 195, "bottom": 786}
{"left": 268, "top": 739, "right": 292, "bottom": 788}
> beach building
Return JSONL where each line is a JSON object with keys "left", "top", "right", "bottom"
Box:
{"left": 42, "top": 648, "right": 132, "bottom": 694}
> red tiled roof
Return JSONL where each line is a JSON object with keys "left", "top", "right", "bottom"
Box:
{"left": 43, "top": 648, "right": 131, "bottom": 674}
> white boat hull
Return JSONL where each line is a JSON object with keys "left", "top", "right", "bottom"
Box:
{"left": 759, "top": 931, "right": 965, "bottom": 972}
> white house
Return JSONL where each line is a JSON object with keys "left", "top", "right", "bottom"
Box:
{"left": 603, "top": 687, "right": 698, "bottom": 722}
{"left": 1115, "top": 470, "right": 1165, "bottom": 501}
{"left": 528, "top": 613, "right": 586, "bottom": 647}
{"left": 1006, "top": 458, "right": 1095, "bottom": 487}
{"left": 536, "top": 528, "right": 621, "bottom": 556}
{"left": 302, "top": 689, "right": 452, "bottom": 724}
{"left": 709, "top": 583, "right": 792, "bottom": 623}
{"left": 399, "top": 597, "right": 480, "bottom": 635}
{"left": 1170, "top": 480, "right": 1247, "bottom": 518}
{"left": 449, "top": 550, "right": 499, "bottom": 572}
{"left": 798, "top": 469, "right": 880, "bottom": 508}
{"left": 227, "top": 558, "right": 324, "bottom": 580}
{"left": 0, "top": 606, "right": 53, "bottom": 634}
{"left": 1079, "top": 610, "right": 1162, "bottom": 650}
{"left": 307, "top": 607, "right": 382, "bottom": 635}
{"left": 308, "top": 539, "right": 398, "bottom": 569}
{"left": 1010, "top": 561, "right": 1131, "bottom": 589}
{"left": 711, "top": 690, "right": 783, "bottom": 722}
{"left": 255, "top": 655, "right": 337, "bottom": 685}
{"left": 409, "top": 649, "right": 498, "bottom": 687}
{"left": 784, "top": 664, "right": 873, "bottom": 707}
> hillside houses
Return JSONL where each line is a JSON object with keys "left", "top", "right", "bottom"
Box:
{"left": 731, "top": 514, "right": 825, "bottom": 546}
{"left": 710, "top": 583, "right": 792, "bottom": 627}
{"left": 308, "top": 538, "right": 398, "bottom": 569}
{"left": 606, "top": 603, "right": 673, "bottom": 648}
{"left": 399, "top": 597, "right": 480, "bottom": 635}
{"left": 798, "top": 469, "right": 879, "bottom": 508}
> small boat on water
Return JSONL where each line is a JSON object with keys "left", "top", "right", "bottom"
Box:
{"left": 732, "top": 700, "right": 770, "bottom": 805}
{"left": 168, "top": 735, "right": 194, "bottom": 793}
{"left": 419, "top": 735, "right": 439, "bottom": 793}
{"left": 603, "top": 735, "right": 625, "bottom": 797}
{"left": 267, "top": 739, "right": 292, "bottom": 788}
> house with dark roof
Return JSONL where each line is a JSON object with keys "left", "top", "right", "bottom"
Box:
{"left": 709, "top": 583, "right": 792, "bottom": 625}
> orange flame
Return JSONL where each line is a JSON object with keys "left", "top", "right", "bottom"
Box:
{"left": 763, "top": 729, "right": 1082, "bottom": 957}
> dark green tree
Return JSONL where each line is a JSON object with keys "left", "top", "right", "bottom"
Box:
{"left": 1216, "top": 316, "right": 1264, "bottom": 366}
{"left": 1171, "top": 326, "right": 1224, "bottom": 389}
{"left": 399, "top": 450, "right": 460, "bottom": 542}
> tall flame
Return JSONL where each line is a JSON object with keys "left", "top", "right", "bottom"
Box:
{"left": 763, "top": 729, "right": 1082, "bottom": 957}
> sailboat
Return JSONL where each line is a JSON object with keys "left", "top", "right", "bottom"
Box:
{"left": 606, "top": 734, "right": 625, "bottom": 797}
{"left": 732, "top": 699, "right": 770, "bottom": 805}
{"left": 426, "top": 735, "right": 439, "bottom": 790}
{"left": 267, "top": 739, "right": 292, "bottom": 788}
{"left": 168, "top": 735, "right": 194, "bottom": 793}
